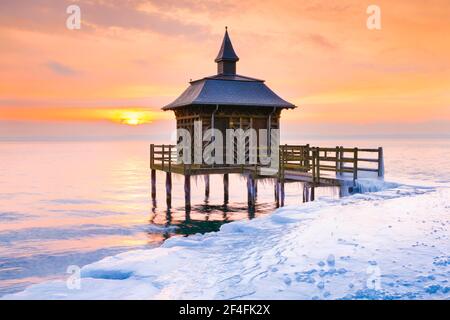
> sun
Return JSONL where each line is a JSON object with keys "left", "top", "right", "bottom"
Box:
{"left": 113, "top": 110, "right": 151, "bottom": 125}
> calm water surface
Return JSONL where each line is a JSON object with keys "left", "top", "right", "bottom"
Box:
{"left": 0, "top": 139, "right": 449, "bottom": 296}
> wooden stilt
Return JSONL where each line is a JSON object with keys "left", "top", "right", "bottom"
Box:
{"left": 247, "top": 175, "right": 255, "bottom": 207}
{"left": 248, "top": 205, "right": 255, "bottom": 219}
{"left": 303, "top": 184, "right": 308, "bottom": 203}
{"left": 204, "top": 175, "right": 210, "bottom": 199}
{"left": 247, "top": 175, "right": 252, "bottom": 207}
{"left": 165, "top": 172, "right": 172, "bottom": 208}
{"left": 254, "top": 180, "right": 258, "bottom": 198}
{"left": 310, "top": 186, "right": 315, "bottom": 201}
{"left": 275, "top": 179, "right": 282, "bottom": 207}
{"left": 274, "top": 180, "right": 279, "bottom": 205}
{"left": 280, "top": 179, "right": 285, "bottom": 207}
{"left": 223, "top": 174, "right": 229, "bottom": 204}
{"left": 151, "top": 169, "right": 156, "bottom": 198}
{"left": 151, "top": 169, "right": 156, "bottom": 210}
{"left": 339, "top": 185, "right": 346, "bottom": 198}
{"left": 185, "top": 175, "right": 191, "bottom": 210}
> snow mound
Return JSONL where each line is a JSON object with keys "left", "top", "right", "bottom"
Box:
{"left": 4, "top": 185, "right": 450, "bottom": 300}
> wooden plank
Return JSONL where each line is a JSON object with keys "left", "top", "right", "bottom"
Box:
{"left": 355, "top": 158, "right": 379, "bottom": 163}
{"left": 358, "top": 168, "right": 379, "bottom": 172}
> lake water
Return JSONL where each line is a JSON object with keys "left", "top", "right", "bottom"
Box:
{"left": 0, "top": 138, "right": 449, "bottom": 296}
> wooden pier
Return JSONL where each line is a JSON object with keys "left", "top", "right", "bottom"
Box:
{"left": 150, "top": 144, "right": 384, "bottom": 209}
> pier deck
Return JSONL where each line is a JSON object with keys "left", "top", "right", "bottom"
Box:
{"left": 150, "top": 144, "right": 384, "bottom": 208}
{"left": 150, "top": 144, "right": 383, "bottom": 186}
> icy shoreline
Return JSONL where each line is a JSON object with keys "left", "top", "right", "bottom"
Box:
{"left": 4, "top": 182, "right": 450, "bottom": 300}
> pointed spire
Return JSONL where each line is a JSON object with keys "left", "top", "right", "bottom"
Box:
{"left": 215, "top": 27, "right": 239, "bottom": 63}
{"left": 215, "top": 27, "right": 239, "bottom": 75}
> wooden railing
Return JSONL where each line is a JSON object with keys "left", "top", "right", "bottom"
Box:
{"left": 150, "top": 144, "right": 384, "bottom": 183}
{"left": 150, "top": 144, "right": 177, "bottom": 172}
{"left": 280, "top": 145, "right": 384, "bottom": 183}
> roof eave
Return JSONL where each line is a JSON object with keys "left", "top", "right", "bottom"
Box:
{"left": 163, "top": 102, "right": 297, "bottom": 111}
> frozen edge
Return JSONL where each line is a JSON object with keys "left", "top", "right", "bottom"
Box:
{"left": 4, "top": 180, "right": 449, "bottom": 300}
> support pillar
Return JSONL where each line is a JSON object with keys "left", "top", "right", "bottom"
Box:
{"left": 204, "top": 175, "right": 210, "bottom": 200}
{"left": 310, "top": 186, "right": 315, "bottom": 201}
{"left": 165, "top": 172, "right": 172, "bottom": 209}
{"left": 223, "top": 174, "right": 229, "bottom": 204}
{"left": 151, "top": 169, "right": 156, "bottom": 210}
{"left": 151, "top": 169, "right": 156, "bottom": 199}
{"left": 274, "top": 180, "right": 279, "bottom": 206}
{"left": 280, "top": 179, "right": 285, "bottom": 207}
{"left": 185, "top": 175, "right": 191, "bottom": 210}
{"left": 303, "top": 184, "right": 309, "bottom": 203}
{"left": 247, "top": 175, "right": 256, "bottom": 208}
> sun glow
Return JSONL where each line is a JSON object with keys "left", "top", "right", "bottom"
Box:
{"left": 118, "top": 111, "right": 146, "bottom": 125}
{"left": 106, "top": 108, "right": 172, "bottom": 125}
{"left": 0, "top": 107, "right": 173, "bottom": 125}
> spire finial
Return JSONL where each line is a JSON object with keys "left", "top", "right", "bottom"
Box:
{"left": 215, "top": 27, "right": 239, "bottom": 75}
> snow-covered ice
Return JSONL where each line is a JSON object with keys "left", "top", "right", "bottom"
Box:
{"left": 5, "top": 181, "right": 450, "bottom": 300}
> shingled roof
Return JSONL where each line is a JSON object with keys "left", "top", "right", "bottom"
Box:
{"left": 163, "top": 28, "right": 296, "bottom": 110}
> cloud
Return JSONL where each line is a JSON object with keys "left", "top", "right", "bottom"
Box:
{"left": 45, "top": 61, "right": 78, "bottom": 76}
{"left": 307, "top": 33, "right": 337, "bottom": 50}
{"left": 0, "top": 0, "right": 209, "bottom": 37}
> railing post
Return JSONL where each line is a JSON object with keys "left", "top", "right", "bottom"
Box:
{"left": 335, "top": 146, "right": 340, "bottom": 177}
{"left": 161, "top": 145, "right": 164, "bottom": 170}
{"left": 311, "top": 149, "right": 316, "bottom": 184}
{"left": 305, "top": 144, "right": 310, "bottom": 169}
{"left": 378, "top": 147, "right": 384, "bottom": 177}
{"left": 353, "top": 147, "right": 358, "bottom": 182}
{"left": 150, "top": 144, "right": 154, "bottom": 169}
{"left": 316, "top": 148, "right": 320, "bottom": 183}
{"left": 284, "top": 144, "right": 288, "bottom": 174}
{"left": 168, "top": 145, "right": 172, "bottom": 172}
{"left": 278, "top": 145, "right": 283, "bottom": 179}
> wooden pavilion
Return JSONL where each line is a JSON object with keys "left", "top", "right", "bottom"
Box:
{"left": 150, "top": 28, "right": 384, "bottom": 210}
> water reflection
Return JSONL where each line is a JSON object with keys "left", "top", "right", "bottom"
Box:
{"left": 148, "top": 175, "right": 340, "bottom": 242}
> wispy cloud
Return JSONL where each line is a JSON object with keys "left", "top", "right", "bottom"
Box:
{"left": 45, "top": 61, "right": 77, "bottom": 76}
{"left": 307, "top": 34, "right": 337, "bottom": 50}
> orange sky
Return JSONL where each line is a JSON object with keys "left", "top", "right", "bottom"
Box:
{"left": 1, "top": 0, "right": 449, "bottom": 139}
